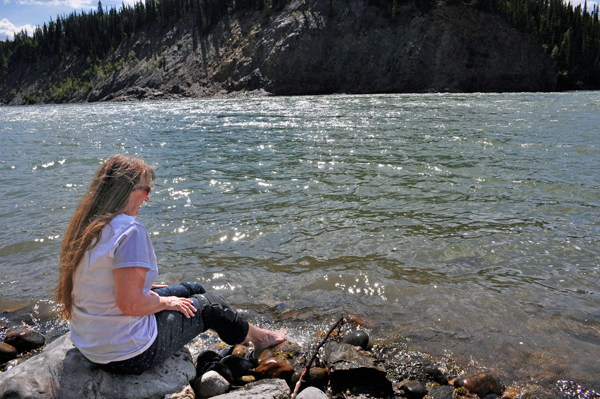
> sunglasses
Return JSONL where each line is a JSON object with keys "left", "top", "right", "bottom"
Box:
{"left": 136, "top": 185, "right": 152, "bottom": 194}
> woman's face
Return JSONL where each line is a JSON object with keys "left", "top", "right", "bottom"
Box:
{"left": 124, "top": 179, "right": 151, "bottom": 217}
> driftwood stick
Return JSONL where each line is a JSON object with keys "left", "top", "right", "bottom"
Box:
{"left": 290, "top": 315, "right": 345, "bottom": 399}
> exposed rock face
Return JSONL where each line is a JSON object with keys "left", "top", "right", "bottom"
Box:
{"left": 1, "top": 0, "right": 556, "bottom": 105}
{"left": 0, "top": 334, "right": 196, "bottom": 399}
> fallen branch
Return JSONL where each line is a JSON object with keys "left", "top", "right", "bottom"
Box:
{"left": 290, "top": 315, "right": 345, "bottom": 399}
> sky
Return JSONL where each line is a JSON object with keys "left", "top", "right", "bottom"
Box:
{"left": 1, "top": 0, "right": 598, "bottom": 40}
{"left": 0, "top": 0, "right": 136, "bottom": 40}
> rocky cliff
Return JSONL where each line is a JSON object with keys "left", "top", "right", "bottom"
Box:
{"left": 1, "top": 0, "right": 557, "bottom": 104}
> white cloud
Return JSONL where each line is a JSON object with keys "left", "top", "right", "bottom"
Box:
{"left": 0, "top": 18, "right": 35, "bottom": 39}
{"left": 565, "top": 0, "right": 599, "bottom": 9}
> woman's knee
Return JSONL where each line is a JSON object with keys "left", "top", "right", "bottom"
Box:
{"left": 193, "top": 293, "right": 249, "bottom": 345}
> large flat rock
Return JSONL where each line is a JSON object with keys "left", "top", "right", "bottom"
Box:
{"left": 0, "top": 334, "right": 196, "bottom": 399}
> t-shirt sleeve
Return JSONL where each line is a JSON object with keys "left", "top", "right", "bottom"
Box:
{"left": 113, "top": 224, "right": 154, "bottom": 270}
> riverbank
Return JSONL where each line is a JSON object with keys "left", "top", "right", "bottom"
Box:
{"left": 0, "top": 314, "right": 572, "bottom": 399}
{"left": 1, "top": 311, "right": 597, "bottom": 399}
{"left": 0, "top": 0, "right": 558, "bottom": 105}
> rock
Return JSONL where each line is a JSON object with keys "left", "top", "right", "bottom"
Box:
{"left": 208, "top": 378, "right": 289, "bottom": 398}
{"left": 391, "top": 357, "right": 448, "bottom": 385}
{"left": 345, "top": 314, "right": 365, "bottom": 326}
{"left": 220, "top": 355, "right": 255, "bottom": 380}
{"left": 0, "top": 342, "right": 18, "bottom": 364}
{"left": 343, "top": 331, "right": 369, "bottom": 350}
{"left": 501, "top": 386, "right": 520, "bottom": 399}
{"left": 253, "top": 357, "right": 294, "bottom": 381}
{"left": 239, "top": 375, "right": 256, "bottom": 384}
{"left": 231, "top": 345, "right": 251, "bottom": 359}
{"left": 0, "top": 334, "right": 196, "bottom": 399}
{"left": 165, "top": 385, "right": 195, "bottom": 399}
{"left": 424, "top": 364, "right": 449, "bottom": 385}
{"left": 194, "top": 370, "right": 229, "bottom": 399}
{"left": 257, "top": 349, "right": 274, "bottom": 365}
{"left": 196, "top": 350, "right": 223, "bottom": 376}
{"left": 324, "top": 341, "right": 393, "bottom": 396}
{"left": 272, "top": 341, "right": 302, "bottom": 359}
{"left": 403, "top": 380, "right": 427, "bottom": 399}
{"left": 3, "top": 328, "right": 45, "bottom": 353}
{"left": 204, "top": 362, "right": 234, "bottom": 384}
{"left": 296, "top": 386, "right": 328, "bottom": 399}
{"left": 428, "top": 385, "right": 455, "bottom": 399}
{"left": 291, "top": 367, "right": 329, "bottom": 391}
{"left": 454, "top": 372, "right": 505, "bottom": 397}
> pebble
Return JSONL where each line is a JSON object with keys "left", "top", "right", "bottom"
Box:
{"left": 3, "top": 327, "right": 45, "bottom": 353}
{"left": 0, "top": 342, "right": 18, "bottom": 364}
{"left": 343, "top": 330, "right": 370, "bottom": 350}
{"left": 296, "top": 386, "right": 329, "bottom": 399}
{"left": 454, "top": 371, "right": 505, "bottom": 397}
{"left": 253, "top": 356, "right": 295, "bottom": 380}
{"left": 194, "top": 370, "right": 229, "bottom": 399}
{"left": 428, "top": 385, "right": 455, "bottom": 399}
{"left": 403, "top": 380, "right": 427, "bottom": 399}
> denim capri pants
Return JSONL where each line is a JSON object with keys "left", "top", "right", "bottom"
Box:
{"left": 98, "top": 283, "right": 249, "bottom": 375}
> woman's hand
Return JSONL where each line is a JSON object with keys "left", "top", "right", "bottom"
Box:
{"left": 151, "top": 284, "right": 168, "bottom": 289}
{"left": 163, "top": 296, "right": 197, "bottom": 318}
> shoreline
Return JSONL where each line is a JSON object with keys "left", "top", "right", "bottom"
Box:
{"left": 1, "top": 306, "right": 598, "bottom": 399}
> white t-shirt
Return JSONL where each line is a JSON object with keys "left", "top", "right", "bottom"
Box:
{"left": 70, "top": 213, "right": 158, "bottom": 364}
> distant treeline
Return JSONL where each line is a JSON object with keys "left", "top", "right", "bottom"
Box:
{"left": 471, "top": 0, "right": 600, "bottom": 87}
{"left": 1, "top": 0, "right": 599, "bottom": 89}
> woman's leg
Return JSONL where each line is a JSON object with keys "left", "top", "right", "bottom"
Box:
{"left": 100, "top": 291, "right": 263, "bottom": 374}
{"left": 151, "top": 282, "right": 205, "bottom": 298}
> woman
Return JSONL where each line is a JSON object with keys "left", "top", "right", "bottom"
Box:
{"left": 55, "top": 154, "right": 285, "bottom": 375}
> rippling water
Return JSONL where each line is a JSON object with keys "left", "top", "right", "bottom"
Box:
{"left": 1, "top": 93, "right": 599, "bottom": 395}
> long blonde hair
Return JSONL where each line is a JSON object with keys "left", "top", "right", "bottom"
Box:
{"left": 55, "top": 155, "right": 155, "bottom": 320}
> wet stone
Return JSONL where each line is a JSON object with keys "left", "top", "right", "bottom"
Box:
{"left": 253, "top": 356, "right": 295, "bottom": 381}
{"left": 231, "top": 344, "right": 251, "bottom": 359}
{"left": 204, "top": 361, "right": 234, "bottom": 384}
{"left": 428, "top": 385, "right": 455, "bottom": 399}
{"left": 455, "top": 371, "right": 505, "bottom": 397}
{"left": 324, "top": 341, "right": 393, "bottom": 397}
{"left": 0, "top": 342, "right": 18, "bottom": 364}
{"left": 343, "top": 331, "right": 370, "bottom": 350}
{"left": 220, "top": 355, "right": 255, "bottom": 380}
{"left": 196, "top": 350, "right": 222, "bottom": 376}
{"left": 257, "top": 349, "right": 275, "bottom": 365}
{"left": 3, "top": 328, "right": 45, "bottom": 353}
{"left": 291, "top": 367, "right": 330, "bottom": 391}
{"left": 403, "top": 380, "right": 427, "bottom": 399}
{"left": 272, "top": 341, "right": 302, "bottom": 359}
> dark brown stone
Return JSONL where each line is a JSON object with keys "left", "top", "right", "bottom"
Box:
{"left": 0, "top": 342, "right": 18, "bottom": 364}
{"left": 257, "top": 349, "right": 275, "bottom": 365}
{"left": 455, "top": 372, "right": 505, "bottom": 397}
{"left": 4, "top": 327, "right": 45, "bottom": 353}
{"left": 253, "top": 357, "right": 295, "bottom": 381}
{"left": 404, "top": 380, "right": 427, "bottom": 399}
{"left": 232, "top": 344, "right": 251, "bottom": 359}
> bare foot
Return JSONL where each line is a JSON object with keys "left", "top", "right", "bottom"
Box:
{"left": 243, "top": 325, "right": 287, "bottom": 349}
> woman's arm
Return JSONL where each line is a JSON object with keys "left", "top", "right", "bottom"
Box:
{"left": 114, "top": 267, "right": 197, "bottom": 318}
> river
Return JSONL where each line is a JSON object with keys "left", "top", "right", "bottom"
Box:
{"left": 1, "top": 92, "right": 599, "bottom": 396}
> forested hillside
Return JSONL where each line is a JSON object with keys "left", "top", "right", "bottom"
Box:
{"left": 0, "top": 0, "right": 598, "bottom": 104}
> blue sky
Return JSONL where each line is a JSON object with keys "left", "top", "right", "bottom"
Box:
{"left": 1, "top": 0, "right": 598, "bottom": 40}
{"left": 1, "top": 0, "right": 136, "bottom": 40}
